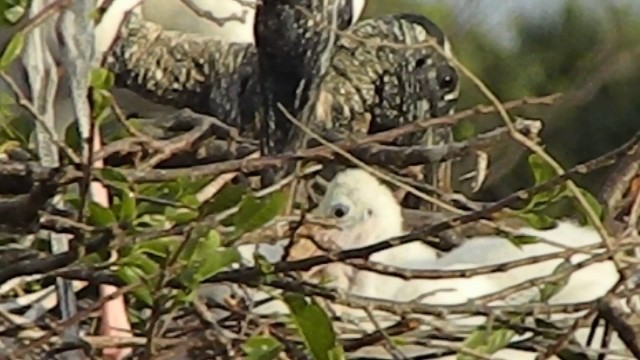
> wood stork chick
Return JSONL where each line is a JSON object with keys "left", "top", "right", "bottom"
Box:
{"left": 312, "top": 168, "right": 626, "bottom": 359}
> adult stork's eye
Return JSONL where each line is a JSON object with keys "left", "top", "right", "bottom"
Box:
{"left": 437, "top": 65, "right": 458, "bottom": 92}
{"left": 331, "top": 203, "right": 350, "bottom": 219}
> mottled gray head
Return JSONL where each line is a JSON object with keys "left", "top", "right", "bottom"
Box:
{"left": 397, "top": 13, "right": 460, "bottom": 118}
{"left": 324, "top": 13, "right": 460, "bottom": 146}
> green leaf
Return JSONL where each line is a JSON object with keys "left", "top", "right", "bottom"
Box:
{"left": 164, "top": 206, "right": 199, "bottom": 224}
{"left": 195, "top": 247, "right": 240, "bottom": 281}
{"left": 100, "top": 167, "right": 128, "bottom": 183}
{"left": 180, "top": 194, "right": 201, "bottom": 208}
{"left": 133, "top": 237, "right": 180, "bottom": 258}
{"left": 92, "top": 89, "right": 113, "bottom": 126}
{"left": 0, "top": 0, "right": 27, "bottom": 25}
{"left": 515, "top": 211, "right": 556, "bottom": 230}
{"left": 528, "top": 153, "right": 556, "bottom": 185}
{"left": 201, "top": 183, "right": 248, "bottom": 216}
{"left": 119, "top": 189, "right": 137, "bottom": 223}
{"left": 574, "top": 188, "right": 604, "bottom": 225}
{"left": 190, "top": 229, "right": 222, "bottom": 261}
{"left": 87, "top": 201, "right": 117, "bottom": 227}
{"left": 63, "top": 123, "right": 82, "bottom": 151}
{"left": 179, "top": 234, "right": 202, "bottom": 264}
{"left": 120, "top": 252, "right": 160, "bottom": 275}
{"left": 459, "top": 323, "right": 516, "bottom": 360}
{"left": 116, "top": 265, "right": 153, "bottom": 306}
{"left": 539, "top": 260, "right": 573, "bottom": 302}
{"left": 192, "top": 230, "right": 240, "bottom": 280}
{"left": 0, "top": 32, "right": 24, "bottom": 70}
{"left": 284, "top": 293, "right": 338, "bottom": 360}
{"left": 327, "top": 346, "right": 346, "bottom": 360}
{"left": 90, "top": 67, "right": 115, "bottom": 90}
{"left": 241, "top": 336, "right": 283, "bottom": 360}
{"left": 525, "top": 184, "right": 567, "bottom": 210}
{"left": 133, "top": 213, "right": 170, "bottom": 229}
{"left": 507, "top": 234, "right": 540, "bottom": 247}
{"left": 232, "top": 191, "right": 287, "bottom": 237}
{"left": 176, "top": 230, "right": 241, "bottom": 286}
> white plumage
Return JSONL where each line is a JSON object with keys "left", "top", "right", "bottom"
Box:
{"left": 141, "top": 0, "right": 367, "bottom": 44}
{"left": 244, "top": 168, "right": 626, "bottom": 359}
{"left": 141, "top": 0, "right": 256, "bottom": 43}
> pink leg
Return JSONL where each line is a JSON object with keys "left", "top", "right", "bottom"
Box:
{"left": 91, "top": 131, "right": 133, "bottom": 359}
{"left": 99, "top": 284, "right": 133, "bottom": 359}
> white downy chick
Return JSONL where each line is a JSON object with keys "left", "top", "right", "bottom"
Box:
{"left": 315, "top": 169, "right": 625, "bottom": 359}
{"left": 395, "top": 221, "right": 619, "bottom": 306}
{"left": 313, "top": 168, "right": 439, "bottom": 298}
{"left": 229, "top": 168, "right": 436, "bottom": 315}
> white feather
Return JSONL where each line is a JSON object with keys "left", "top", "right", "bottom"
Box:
{"left": 141, "top": 0, "right": 367, "bottom": 44}
{"left": 312, "top": 169, "right": 627, "bottom": 359}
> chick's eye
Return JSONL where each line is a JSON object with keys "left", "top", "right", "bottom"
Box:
{"left": 331, "top": 203, "right": 350, "bottom": 219}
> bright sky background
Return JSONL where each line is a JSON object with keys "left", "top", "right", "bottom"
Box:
{"left": 420, "top": 0, "right": 640, "bottom": 46}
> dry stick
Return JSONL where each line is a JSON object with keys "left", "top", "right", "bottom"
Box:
{"left": 336, "top": 243, "right": 604, "bottom": 280}
{"left": 475, "top": 245, "right": 635, "bottom": 304}
{"left": 195, "top": 152, "right": 260, "bottom": 203}
{"left": 201, "top": 130, "right": 640, "bottom": 295}
{"left": 597, "top": 296, "right": 640, "bottom": 359}
{"left": 600, "top": 143, "right": 640, "bottom": 218}
{"left": 179, "top": 0, "right": 252, "bottom": 26}
{"left": 119, "top": 94, "right": 560, "bottom": 182}
{"left": 8, "top": 234, "right": 221, "bottom": 359}
{"left": 1, "top": 128, "right": 633, "bottom": 293}
{"left": 6, "top": 282, "right": 137, "bottom": 359}
{"left": 279, "top": 104, "right": 575, "bottom": 257}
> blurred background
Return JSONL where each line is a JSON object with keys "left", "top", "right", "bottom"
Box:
{"left": 363, "top": 0, "right": 640, "bottom": 201}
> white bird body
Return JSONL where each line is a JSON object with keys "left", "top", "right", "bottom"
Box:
{"left": 141, "top": 0, "right": 367, "bottom": 44}
{"left": 281, "top": 168, "right": 627, "bottom": 359}
{"left": 394, "top": 221, "right": 618, "bottom": 306}
{"left": 141, "top": 0, "right": 256, "bottom": 43}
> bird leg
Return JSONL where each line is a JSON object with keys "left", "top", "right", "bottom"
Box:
{"left": 91, "top": 127, "right": 133, "bottom": 360}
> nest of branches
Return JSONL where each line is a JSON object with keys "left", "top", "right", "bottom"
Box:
{"left": 2, "top": 1, "right": 640, "bottom": 360}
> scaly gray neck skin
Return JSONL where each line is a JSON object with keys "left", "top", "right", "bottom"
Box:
{"left": 317, "top": 14, "right": 459, "bottom": 147}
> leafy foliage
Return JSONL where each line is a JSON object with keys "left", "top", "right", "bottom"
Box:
{"left": 242, "top": 336, "right": 284, "bottom": 360}
{"left": 284, "top": 293, "right": 344, "bottom": 360}
{"left": 516, "top": 154, "right": 603, "bottom": 227}
{"left": 459, "top": 319, "right": 517, "bottom": 360}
